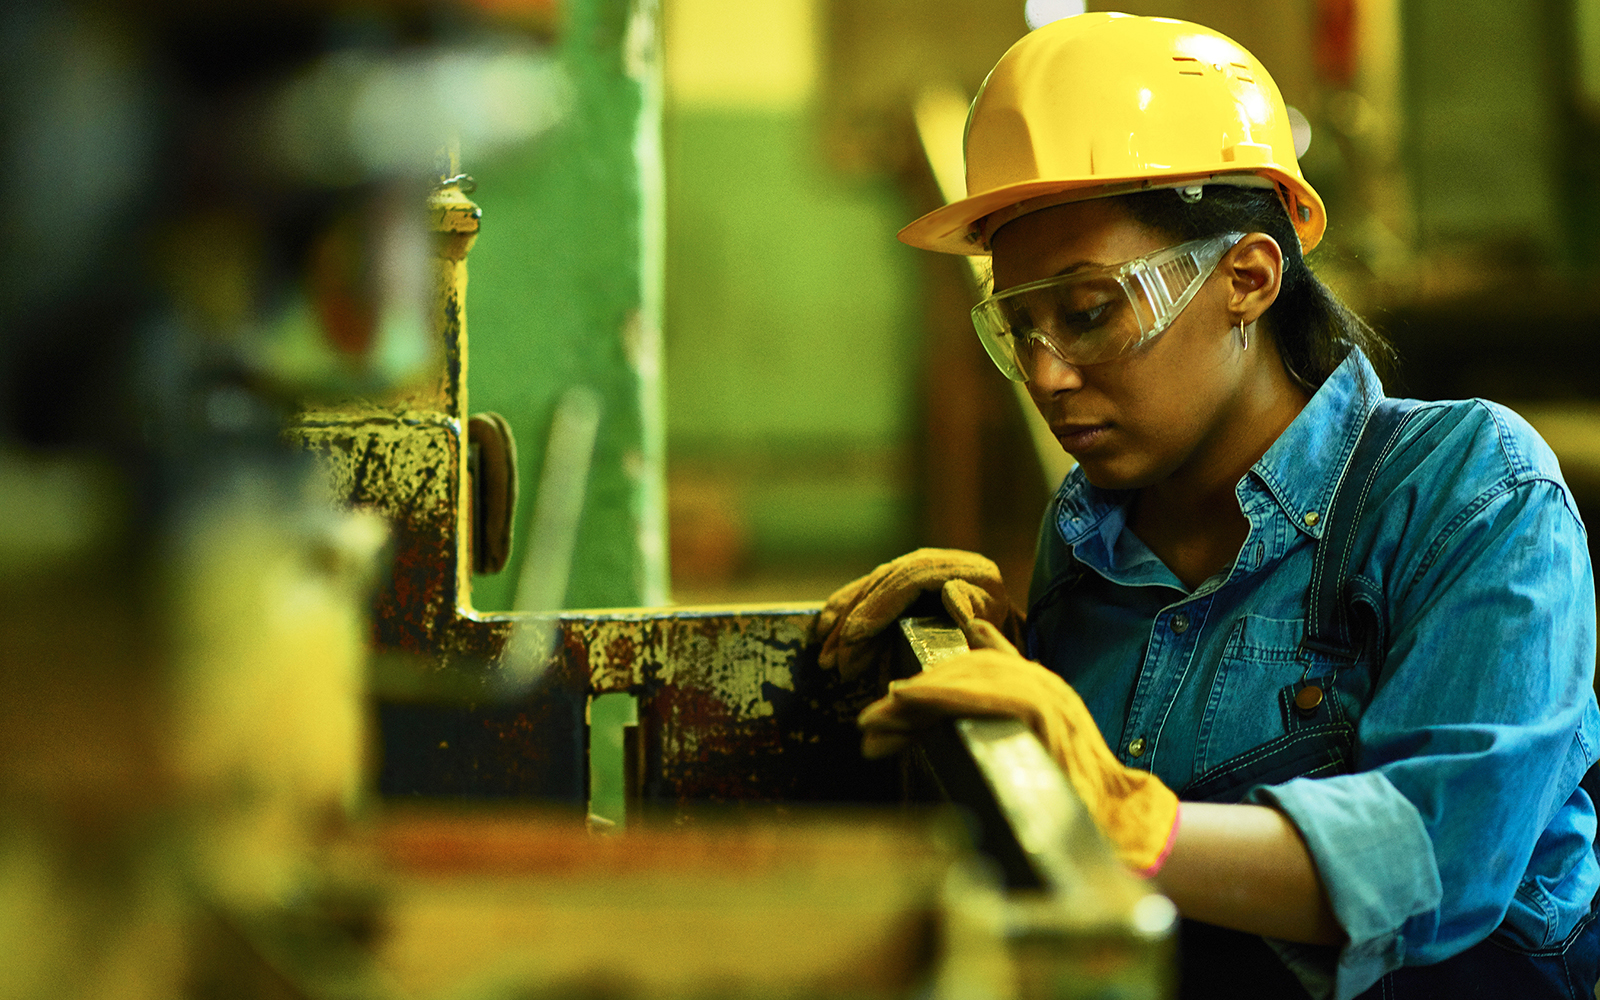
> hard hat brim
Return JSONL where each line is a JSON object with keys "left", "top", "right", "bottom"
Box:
{"left": 898, "top": 168, "right": 1325, "bottom": 257}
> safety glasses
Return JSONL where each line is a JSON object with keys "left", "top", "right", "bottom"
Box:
{"left": 970, "top": 232, "right": 1245, "bottom": 381}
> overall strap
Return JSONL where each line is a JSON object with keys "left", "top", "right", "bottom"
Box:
{"left": 1301, "top": 397, "right": 1421, "bottom": 659}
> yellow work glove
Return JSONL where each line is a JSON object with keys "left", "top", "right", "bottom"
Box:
{"left": 857, "top": 620, "right": 1180, "bottom": 876}
{"left": 815, "top": 548, "right": 1024, "bottom": 681}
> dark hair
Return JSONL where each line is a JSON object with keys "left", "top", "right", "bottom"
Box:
{"left": 1115, "top": 186, "right": 1395, "bottom": 389}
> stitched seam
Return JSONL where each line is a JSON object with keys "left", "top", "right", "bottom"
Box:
{"left": 1185, "top": 725, "right": 1352, "bottom": 788}
{"left": 1487, "top": 900, "right": 1600, "bottom": 957}
{"left": 1405, "top": 399, "right": 1584, "bottom": 586}
{"left": 1484, "top": 400, "right": 1531, "bottom": 478}
{"left": 1245, "top": 465, "right": 1294, "bottom": 520}
{"left": 1542, "top": 879, "right": 1559, "bottom": 945}
{"left": 1408, "top": 477, "right": 1574, "bottom": 589}
{"left": 1408, "top": 478, "right": 1515, "bottom": 588}
{"left": 1303, "top": 405, "right": 1374, "bottom": 635}
{"left": 1298, "top": 759, "right": 1346, "bottom": 779}
{"left": 1293, "top": 372, "right": 1385, "bottom": 607}
{"left": 1515, "top": 876, "right": 1544, "bottom": 919}
{"left": 1195, "top": 619, "right": 1249, "bottom": 773}
{"left": 1345, "top": 576, "right": 1389, "bottom": 664}
{"left": 1307, "top": 396, "right": 1404, "bottom": 650}
{"left": 1332, "top": 408, "right": 1391, "bottom": 628}
{"left": 1217, "top": 726, "right": 1350, "bottom": 770}
{"left": 1332, "top": 405, "right": 1418, "bottom": 646}
{"left": 1147, "top": 597, "right": 1214, "bottom": 772}
{"left": 1231, "top": 646, "right": 1304, "bottom": 661}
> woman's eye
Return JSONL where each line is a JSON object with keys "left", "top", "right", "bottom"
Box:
{"left": 1057, "top": 301, "right": 1112, "bottom": 331}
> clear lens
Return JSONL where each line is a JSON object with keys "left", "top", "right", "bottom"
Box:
{"left": 971, "top": 232, "right": 1243, "bottom": 382}
{"left": 974, "top": 276, "right": 1144, "bottom": 379}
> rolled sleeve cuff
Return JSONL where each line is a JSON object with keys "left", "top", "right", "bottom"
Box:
{"left": 1247, "top": 771, "right": 1443, "bottom": 1000}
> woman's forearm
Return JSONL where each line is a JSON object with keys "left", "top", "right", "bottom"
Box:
{"left": 1155, "top": 802, "right": 1345, "bottom": 946}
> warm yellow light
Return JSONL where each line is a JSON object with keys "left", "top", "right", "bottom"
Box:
{"left": 665, "top": 0, "right": 818, "bottom": 109}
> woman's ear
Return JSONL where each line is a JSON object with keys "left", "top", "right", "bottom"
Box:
{"left": 1224, "top": 233, "right": 1283, "bottom": 326}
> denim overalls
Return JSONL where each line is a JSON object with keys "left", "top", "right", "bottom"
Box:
{"left": 1026, "top": 376, "right": 1600, "bottom": 999}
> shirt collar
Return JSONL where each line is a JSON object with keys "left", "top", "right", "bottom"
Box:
{"left": 1053, "top": 347, "right": 1383, "bottom": 547}
{"left": 1249, "top": 348, "right": 1383, "bottom": 539}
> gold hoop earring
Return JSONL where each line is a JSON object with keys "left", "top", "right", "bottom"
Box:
{"left": 1234, "top": 321, "right": 1250, "bottom": 351}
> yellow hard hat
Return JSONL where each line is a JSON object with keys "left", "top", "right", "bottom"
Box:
{"left": 899, "top": 12, "right": 1326, "bottom": 255}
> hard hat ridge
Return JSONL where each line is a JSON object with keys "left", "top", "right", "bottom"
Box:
{"left": 900, "top": 12, "right": 1326, "bottom": 255}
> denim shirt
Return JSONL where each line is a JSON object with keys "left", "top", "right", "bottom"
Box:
{"left": 1025, "top": 349, "right": 1600, "bottom": 1000}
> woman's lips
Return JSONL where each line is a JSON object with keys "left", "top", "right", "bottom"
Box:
{"left": 1053, "top": 422, "right": 1111, "bottom": 451}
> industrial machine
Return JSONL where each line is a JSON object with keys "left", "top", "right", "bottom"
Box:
{"left": 0, "top": 1, "right": 1174, "bottom": 997}
{"left": 279, "top": 159, "right": 1176, "bottom": 999}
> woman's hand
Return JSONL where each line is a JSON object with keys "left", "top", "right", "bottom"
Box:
{"left": 856, "top": 622, "right": 1179, "bottom": 875}
{"left": 814, "top": 548, "right": 1022, "bottom": 680}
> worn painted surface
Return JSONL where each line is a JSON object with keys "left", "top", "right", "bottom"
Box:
{"left": 293, "top": 413, "right": 460, "bottom": 653}
{"left": 286, "top": 179, "right": 488, "bottom": 666}
{"left": 365, "top": 599, "right": 898, "bottom": 805}
{"left": 562, "top": 606, "right": 902, "bottom": 803}
{"left": 287, "top": 173, "right": 881, "bottom": 808}
{"left": 284, "top": 175, "right": 587, "bottom": 804}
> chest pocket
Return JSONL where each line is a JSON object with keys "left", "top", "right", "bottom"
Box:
{"left": 1183, "top": 615, "right": 1363, "bottom": 805}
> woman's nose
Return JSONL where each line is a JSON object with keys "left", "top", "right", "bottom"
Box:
{"left": 1026, "top": 342, "right": 1085, "bottom": 395}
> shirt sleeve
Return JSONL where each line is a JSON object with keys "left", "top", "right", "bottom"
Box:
{"left": 1251, "top": 471, "right": 1600, "bottom": 999}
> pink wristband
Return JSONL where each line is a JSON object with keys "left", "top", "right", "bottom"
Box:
{"left": 1135, "top": 802, "right": 1182, "bottom": 879}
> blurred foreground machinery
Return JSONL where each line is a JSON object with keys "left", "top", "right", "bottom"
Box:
{"left": 0, "top": 1, "right": 1173, "bottom": 997}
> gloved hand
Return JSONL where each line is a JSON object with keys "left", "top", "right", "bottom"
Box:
{"left": 856, "top": 621, "right": 1180, "bottom": 876}
{"left": 815, "top": 548, "right": 1024, "bottom": 680}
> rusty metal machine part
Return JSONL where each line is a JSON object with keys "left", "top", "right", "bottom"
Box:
{"left": 284, "top": 168, "right": 589, "bottom": 804}
{"left": 574, "top": 605, "right": 901, "bottom": 806}
{"left": 290, "top": 162, "right": 902, "bottom": 809}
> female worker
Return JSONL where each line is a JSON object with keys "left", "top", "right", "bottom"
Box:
{"left": 815, "top": 13, "right": 1600, "bottom": 1000}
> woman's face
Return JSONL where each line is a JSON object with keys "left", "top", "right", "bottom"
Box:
{"left": 989, "top": 198, "right": 1253, "bottom": 492}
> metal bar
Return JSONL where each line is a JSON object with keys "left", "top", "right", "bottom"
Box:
{"left": 896, "top": 616, "right": 1112, "bottom": 895}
